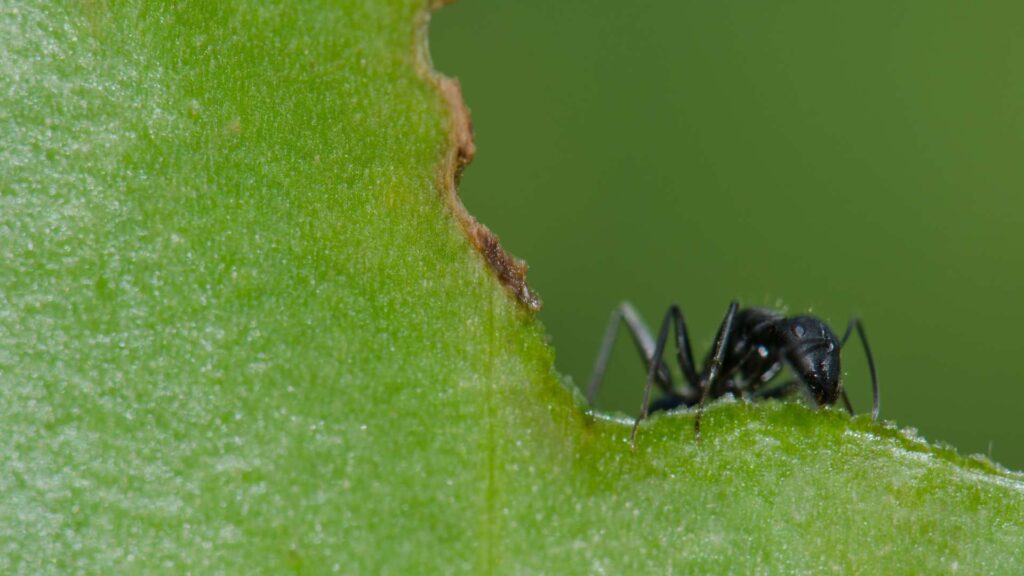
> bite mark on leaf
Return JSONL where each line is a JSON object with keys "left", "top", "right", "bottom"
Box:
{"left": 416, "top": 5, "right": 543, "bottom": 312}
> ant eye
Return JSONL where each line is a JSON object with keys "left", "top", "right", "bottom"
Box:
{"left": 757, "top": 345, "right": 768, "bottom": 358}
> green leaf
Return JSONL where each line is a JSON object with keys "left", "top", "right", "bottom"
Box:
{"left": 2, "top": 1, "right": 1022, "bottom": 573}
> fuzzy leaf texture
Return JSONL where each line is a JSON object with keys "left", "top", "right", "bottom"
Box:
{"left": 1, "top": 1, "right": 1023, "bottom": 574}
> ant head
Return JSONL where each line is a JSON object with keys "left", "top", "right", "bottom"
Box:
{"left": 781, "top": 316, "right": 842, "bottom": 406}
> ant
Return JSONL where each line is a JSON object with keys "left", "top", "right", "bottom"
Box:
{"left": 586, "top": 301, "right": 879, "bottom": 445}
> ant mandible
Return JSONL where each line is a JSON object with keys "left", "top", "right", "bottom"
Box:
{"left": 586, "top": 301, "right": 879, "bottom": 446}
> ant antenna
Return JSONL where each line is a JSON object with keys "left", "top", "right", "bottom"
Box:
{"left": 841, "top": 318, "right": 879, "bottom": 420}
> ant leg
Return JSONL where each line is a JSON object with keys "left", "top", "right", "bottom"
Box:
{"left": 840, "top": 318, "right": 880, "bottom": 421}
{"left": 587, "top": 303, "right": 674, "bottom": 407}
{"left": 667, "top": 305, "right": 702, "bottom": 390}
{"left": 759, "top": 376, "right": 854, "bottom": 415}
{"left": 839, "top": 390, "right": 855, "bottom": 415}
{"left": 750, "top": 379, "right": 857, "bottom": 415}
{"left": 751, "top": 379, "right": 799, "bottom": 400}
{"left": 694, "top": 301, "right": 740, "bottom": 440}
{"left": 629, "top": 305, "right": 701, "bottom": 447}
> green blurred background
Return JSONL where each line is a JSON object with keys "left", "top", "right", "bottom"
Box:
{"left": 431, "top": 1, "right": 1024, "bottom": 470}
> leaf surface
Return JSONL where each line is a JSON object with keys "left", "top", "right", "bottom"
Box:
{"left": 2, "top": 1, "right": 1022, "bottom": 573}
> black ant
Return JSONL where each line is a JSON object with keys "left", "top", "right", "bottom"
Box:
{"left": 586, "top": 301, "right": 879, "bottom": 445}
